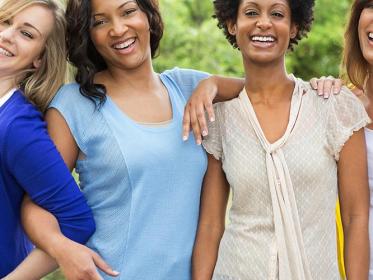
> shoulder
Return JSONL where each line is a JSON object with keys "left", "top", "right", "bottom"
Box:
{"left": 1, "top": 90, "right": 43, "bottom": 127}
{"left": 49, "top": 83, "right": 97, "bottom": 120}
{"left": 50, "top": 83, "right": 91, "bottom": 108}
{"left": 161, "top": 67, "right": 210, "bottom": 86}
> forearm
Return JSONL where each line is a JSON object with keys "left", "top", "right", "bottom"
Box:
{"left": 21, "top": 197, "right": 71, "bottom": 259}
{"left": 192, "top": 224, "right": 224, "bottom": 280}
{"left": 207, "top": 75, "right": 244, "bottom": 103}
{"left": 2, "top": 249, "right": 57, "bottom": 280}
{"left": 343, "top": 215, "right": 369, "bottom": 279}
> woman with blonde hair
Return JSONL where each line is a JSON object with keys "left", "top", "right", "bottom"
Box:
{"left": 0, "top": 0, "right": 99, "bottom": 278}
{"left": 342, "top": 1, "right": 373, "bottom": 278}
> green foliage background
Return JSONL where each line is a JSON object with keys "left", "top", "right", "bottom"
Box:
{"left": 45, "top": 0, "right": 352, "bottom": 279}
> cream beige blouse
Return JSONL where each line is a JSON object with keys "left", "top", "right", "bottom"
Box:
{"left": 203, "top": 77, "right": 370, "bottom": 280}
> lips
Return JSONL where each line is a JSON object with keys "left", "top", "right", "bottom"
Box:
{"left": 112, "top": 38, "right": 136, "bottom": 50}
{"left": 0, "top": 46, "right": 14, "bottom": 57}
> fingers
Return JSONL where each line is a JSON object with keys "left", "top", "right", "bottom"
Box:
{"left": 190, "top": 104, "right": 202, "bottom": 145}
{"left": 183, "top": 96, "right": 215, "bottom": 145}
{"left": 92, "top": 251, "right": 119, "bottom": 277}
{"left": 333, "top": 78, "right": 343, "bottom": 94}
{"left": 182, "top": 107, "right": 191, "bottom": 141}
{"left": 311, "top": 76, "right": 343, "bottom": 98}
{"left": 310, "top": 78, "right": 318, "bottom": 90}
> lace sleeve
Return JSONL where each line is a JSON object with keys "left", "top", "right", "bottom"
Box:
{"left": 326, "top": 87, "right": 371, "bottom": 160}
{"left": 202, "top": 103, "right": 224, "bottom": 160}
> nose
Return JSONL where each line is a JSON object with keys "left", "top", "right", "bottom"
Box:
{"left": 0, "top": 25, "right": 15, "bottom": 43}
{"left": 256, "top": 15, "right": 272, "bottom": 30}
{"left": 109, "top": 19, "right": 128, "bottom": 37}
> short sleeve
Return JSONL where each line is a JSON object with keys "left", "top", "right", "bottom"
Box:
{"left": 162, "top": 67, "right": 211, "bottom": 100}
{"left": 49, "top": 83, "right": 96, "bottom": 155}
{"left": 202, "top": 103, "right": 223, "bottom": 160}
{"left": 326, "top": 87, "right": 371, "bottom": 160}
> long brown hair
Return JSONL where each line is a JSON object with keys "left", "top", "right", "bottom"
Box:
{"left": 342, "top": 0, "right": 370, "bottom": 90}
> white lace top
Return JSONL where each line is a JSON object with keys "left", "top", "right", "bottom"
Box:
{"left": 203, "top": 77, "right": 370, "bottom": 280}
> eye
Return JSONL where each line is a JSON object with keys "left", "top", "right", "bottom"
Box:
{"left": 92, "top": 18, "right": 107, "bottom": 27}
{"left": 272, "top": 11, "right": 284, "bottom": 18}
{"left": 122, "top": 8, "right": 137, "bottom": 16}
{"left": 20, "top": 30, "right": 33, "bottom": 39}
{"left": 245, "top": 10, "right": 259, "bottom": 16}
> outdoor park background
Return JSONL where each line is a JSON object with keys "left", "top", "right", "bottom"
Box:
{"left": 44, "top": 0, "right": 351, "bottom": 279}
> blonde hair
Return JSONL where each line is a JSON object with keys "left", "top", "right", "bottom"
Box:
{"left": 341, "top": 0, "right": 369, "bottom": 90}
{"left": 0, "top": 0, "right": 67, "bottom": 112}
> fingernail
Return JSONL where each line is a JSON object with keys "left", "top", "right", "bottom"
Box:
{"left": 182, "top": 135, "right": 188, "bottom": 141}
{"left": 333, "top": 88, "right": 339, "bottom": 94}
{"left": 196, "top": 140, "right": 202, "bottom": 145}
{"left": 324, "top": 94, "right": 329, "bottom": 99}
{"left": 112, "top": 270, "right": 120, "bottom": 275}
{"left": 210, "top": 117, "right": 215, "bottom": 122}
{"left": 202, "top": 130, "right": 208, "bottom": 137}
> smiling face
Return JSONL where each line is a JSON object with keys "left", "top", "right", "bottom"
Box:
{"left": 359, "top": 1, "right": 373, "bottom": 66}
{"left": 0, "top": 4, "right": 54, "bottom": 78}
{"left": 89, "top": 0, "right": 152, "bottom": 72}
{"left": 228, "top": 0, "right": 297, "bottom": 66}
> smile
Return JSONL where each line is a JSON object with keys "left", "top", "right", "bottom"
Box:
{"left": 0, "top": 47, "right": 14, "bottom": 57}
{"left": 112, "top": 38, "right": 136, "bottom": 50}
{"left": 368, "top": 32, "right": 373, "bottom": 41}
{"left": 251, "top": 35, "right": 276, "bottom": 43}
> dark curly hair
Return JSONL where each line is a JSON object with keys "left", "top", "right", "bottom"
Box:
{"left": 213, "top": 0, "right": 315, "bottom": 50}
{"left": 66, "top": 0, "right": 164, "bottom": 105}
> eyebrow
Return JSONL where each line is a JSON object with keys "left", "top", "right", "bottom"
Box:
{"left": 23, "top": 22, "right": 42, "bottom": 36}
{"left": 93, "top": 0, "right": 136, "bottom": 17}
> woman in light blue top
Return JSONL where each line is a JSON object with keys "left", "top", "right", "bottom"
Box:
{"left": 17, "top": 0, "right": 244, "bottom": 279}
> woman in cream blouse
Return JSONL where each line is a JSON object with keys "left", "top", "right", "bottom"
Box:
{"left": 192, "top": 0, "right": 370, "bottom": 279}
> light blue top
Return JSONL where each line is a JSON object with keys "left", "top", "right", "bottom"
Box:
{"left": 50, "top": 68, "right": 209, "bottom": 280}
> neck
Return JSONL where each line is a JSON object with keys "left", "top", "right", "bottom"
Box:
{"left": 243, "top": 57, "right": 293, "bottom": 102}
{"left": 103, "top": 58, "right": 161, "bottom": 94}
{"left": 0, "top": 76, "right": 16, "bottom": 98}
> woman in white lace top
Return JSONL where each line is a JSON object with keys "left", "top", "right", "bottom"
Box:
{"left": 192, "top": 0, "right": 370, "bottom": 279}
{"left": 342, "top": 1, "right": 373, "bottom": 279}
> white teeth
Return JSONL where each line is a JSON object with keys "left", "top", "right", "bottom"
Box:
{"left": 252, "top": 36, "right": 275, "bottom": 42}
{"left": 0, "top": 47, "right": 13, "bottom": 57}
{"left": 369, "top": 32, "right": 373, "bottom": 39}
{"left": 113, "top": 38, "right": 136, "bottom": 50}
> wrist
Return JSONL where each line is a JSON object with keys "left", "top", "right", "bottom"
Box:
{"left": 45, "top": 234, "right": 71, "bottom": 259}
{"left": 203, "top": 77, "right": 219, "bottom": 101}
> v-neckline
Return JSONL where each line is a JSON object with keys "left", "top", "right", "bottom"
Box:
{"left": 238, "top": 76, "right": 304, "bottom": 150}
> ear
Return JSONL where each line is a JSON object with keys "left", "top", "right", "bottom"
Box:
{"left": 32, "top": 57, "right": 42, "bottom": 69}
{"left": 290, "top": 23, "right": 298, "bottom": 39}
{"left": 227, "top": 20, "right": 237, "bottom": 36}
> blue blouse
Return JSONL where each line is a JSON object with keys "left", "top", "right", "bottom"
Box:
{"left": 0, "top": 91, "right": 95, "bottom": 277}
{"left": 49, "top": 68, "right": 209, "bottom": 279}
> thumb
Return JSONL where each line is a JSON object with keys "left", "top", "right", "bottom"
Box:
{"left": 92, "top": 251, "right": 120, "bottom": 277}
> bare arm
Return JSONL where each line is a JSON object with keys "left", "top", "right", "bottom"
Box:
{"left": 338, "top": 128, "right": 370, "bottom": 279}
{"left": 19, "top": 109, "right": 118, "bottom": 280}
{"left": 192, "top": 154, "right": 230, "bottom": 280}
{"left": 1, "top": 249, "right": 57, "bottom": 280}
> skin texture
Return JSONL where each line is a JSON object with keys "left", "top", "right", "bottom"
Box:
{"left": 192, "top": 0, "right": 369, "bottom": 279}
{"left": 0, "top": 4, "right": 52, "bottom": 97}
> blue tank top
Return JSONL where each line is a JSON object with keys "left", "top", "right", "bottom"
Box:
{"left": 49, "top": 68, "right": 209, "bottom": 280}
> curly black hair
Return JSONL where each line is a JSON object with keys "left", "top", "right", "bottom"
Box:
{"left": 213, "top": 0, "right": 315, "bottom": 50}
{"left": 66, "top": 0, "right": 164, "bottom": 106}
